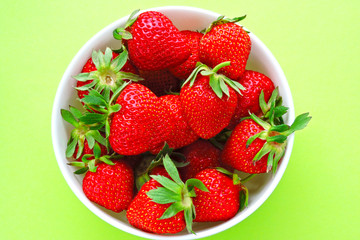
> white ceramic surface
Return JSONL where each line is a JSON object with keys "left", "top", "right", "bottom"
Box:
{"left": 51, "top": 6, "right": 295, "bottom": 240}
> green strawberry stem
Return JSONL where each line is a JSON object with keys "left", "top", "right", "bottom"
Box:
{"left": 182, "top": 61, "right": 245, "bottom": 99}
{"left": 80, "top": 81, "right": 130, "bottom": 142}
{"left": 241, "top": 174, "right": 257, "bottom": 183}
{"left": 212, "top": 61, "right": 230, "bottom": 73}
{"left": 74, "top": 48, "right": 143, "bottom": 100}
{"left": 146, "top": 154, "right": 208, "bottom": 234}
{"left": 61, "top": 107, "right": 107, "bottom": 159}
{"left": 113, "top": 9, "right": 140, "bottom": 41}
{"left": 67, "top": 143, "right": 120, "bottom": 174}
{"left": 206, "top": 15, "right": 247, "bottom": 33}
{"left": 246, "top": 112, "right": 312, "bottom": 173}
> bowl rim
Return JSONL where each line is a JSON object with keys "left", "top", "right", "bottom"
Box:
{"left": 51, "top": 5, "right": 295, "bottom": 240}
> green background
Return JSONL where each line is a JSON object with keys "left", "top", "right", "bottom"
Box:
{"left": 1, "top": 0, "right": 359, "bottom": 239}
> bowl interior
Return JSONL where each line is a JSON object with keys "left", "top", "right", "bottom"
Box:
{"left": 52, "top": 6, "right": 295, "bottom": 240}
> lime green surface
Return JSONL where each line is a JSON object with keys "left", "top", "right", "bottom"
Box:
{"left": 1, "top": 0, "right": 359, "bottom": 239}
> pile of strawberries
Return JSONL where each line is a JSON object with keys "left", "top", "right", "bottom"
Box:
{"left": 61, "top": 10, "right": 311, "bottom": 234}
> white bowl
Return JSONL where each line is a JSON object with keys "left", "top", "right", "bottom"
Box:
{"left": 51, "top": 6, "right": 295, "bottom": 240}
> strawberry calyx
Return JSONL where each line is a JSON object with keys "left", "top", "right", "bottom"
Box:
{"left": 61, "top": 106, "right": 107, "bottom": 159}
{"left": 79, "top": 81, "right": 130, "bottom": 143}
{"left": 259, "top": 87, "right": 288, "bottom": 125}
{"left": 68, "top": 143, "right": 122, "bottom": 174}
{"left": 205, "top": 15, "right": 247, "bottom": 33}
{"left": 136, "top": 143, "right": 187, "bottom": 190}
{"left": 74, "top": 47, "right": 143, "bottom": 98}
{"left": 146, "top": 154, "right": 208, "bottom": 234}
{"left": 113, "top": 9, "right": 140, "bottom": 41}
{"left": 182, "top": 61, "right": 245, "bottom": 99}
{"left": 247, "top": 112, "right": 312, "bottom": 173}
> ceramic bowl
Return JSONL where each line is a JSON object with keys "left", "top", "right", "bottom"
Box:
{"left": 51, "top": 6, "right": 295, "bottom": 239}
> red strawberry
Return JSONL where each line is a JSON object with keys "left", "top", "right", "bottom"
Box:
{"left": 179, "top": 140, "right": 221, "bottom": 181}
{"left": 180, "top": 62, "right": 243, "bottom": 139}
{"left": 82, "top": 160, "right": 134, "bottom": 212}
{"left": 139, "top": 69, "right": 180, "bottom": 97}
{"left": 222, "top": 112, "right": 311, "bottom": 174}
{"left": 169, "top": 30, "right": 203, "bottom": 80}
{"left": 199, "top": 16, "right": 251, "bottom": 80}
{"left": 75, "top": 48, "right": 140, "bottom": 100}
{"left": 228, "top": 70, "right": 275, "bottom": 129}
{"left": 193, "top": 169, "right": 242, "bottom": 222}
{"left": 151, "top": 95, "right": 199, "bottom": 154}
{"left": 127, "top": 154, "right": 208, "bottom": 234}
{"left": 126, "top": 178, "right": 186, "bottom": 234}
{"left": 109, "top": 83, "right": 174, "bottom": 155}
{"left": 126, "top": 11, "right": 190, "bottom": 71}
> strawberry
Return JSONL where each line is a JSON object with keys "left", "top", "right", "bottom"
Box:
{"left": 124, "top": 11, "right": 190, "bottom": 71}
{"left": 222, "top": 112, "right": 311, "bottom": 174}
{"left": 60, "top": 106, "right": 107, "bottom": 161}
{"left": 180, "top": 62, "right": 244, "bottom": 139}
{"left": 127, "top": 154, "right": 208, "bottom": 234}
{"left": 126, "top": 178, "right": 186, "bottom": 234}
{"left": 109, "top": 83, "right": 174, "bottom": 155}
{"left": 169, "top": 30, "right": 203, "bottom": 80}
{"left": 150, "top": 95, "right": 199, "bottom": 154}
{"left": 82, "top": 160, "right": 134, "bottom": 212}
{"left": 179, "top": 139, "right": 221, "bottom": 181}
{"left": 192, "top": 168, "right": 246, "bottom": 222}
{"left": 139, "top": 69, "right": 180, "bottom": 97}
{"left": 74, "top": 48, "right": 142, "bottom": 100}
{"left": 199, "top": 16, "right": 251, "bottom": 80}
{"left": 228, "top": 70, "right": 275, "bottom": 129}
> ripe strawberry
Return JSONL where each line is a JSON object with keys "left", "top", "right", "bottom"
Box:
{"left": 83, "top": 160, "right": 134, "bottom": 212}
{"left": 169, "top": 30, "right": 203, "bottom": 80}
{"left": 125, "top": 11, "right": 190, "bottom": 71}
{"left": 139, "top": 69, "right": 180, "bottom": 97}
{"left": 228, "top": 70, "right": 275, "bottom": 129}
{"left": 74, "top": 48, "right": 141, "bottom": 100}
{"left": 127, "top": 154, "right": 208, "bottom": 234}
{"left": 192, "top": 169, "right": 243, "bottom": 222}
{"left": 127, "top": 178, "right": 186, "bottom": 234}
{"left": 151, "top": 95, "right": 199, "bottom": 154}
{"left": 109, "top": 83, "right": 174, "bottom": 155}
{"left": 180, "top": 62, "right": 244, "bottom": 139}
{"left": 222, "top": 112, "right": 311, "bottom": 174}
{"left": 179, "top": 140, "right": 221, "bottom": 181}
{"left": 199, "top": 16, "right": 251, "bottom": 80}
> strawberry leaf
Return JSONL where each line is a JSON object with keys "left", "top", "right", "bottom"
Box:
{"left": 73, "top": 72, "right": 92, "bottom": 81}
{"left": 99, "top": 156, "right": 115, "bottom": 165}
{"left": 209, "top": 75, "right": 223, "bottom": 99}
{"left": 74, "top": 167, "right": 89, "bottom": 175}
{"left": 162, "top": 154, "right": 183, "bottom": 185}
{"left": 159, "top": 202, "right": 184, "bottom": 220}
{"left": 184, "top": 207, "right": 195, "bottom": 234}
{"left": 79, "top": 113, "right": 106, "bottom": 124}
{"left": 239, "top": 184, "right": 249, "bottom": 211}
{"left": 93, "top": 143, "right": 101, "bottom": 159}
{"left": 65, "top": 136, "right": 78, "bottom": 158}
{"left": 150, "top": 175, "right": 182, "bottom": 194}
{"left": 185, "top": 179, "right": 208, "bottom": 192}
{"left": 146, "top": 187, "right": 181, "bottom": 204}
{"left": 85, "top": 134, "right": 95, "bottom": 149}
{"left": 61, "top": 109, "right": 79, "bottom": 127}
